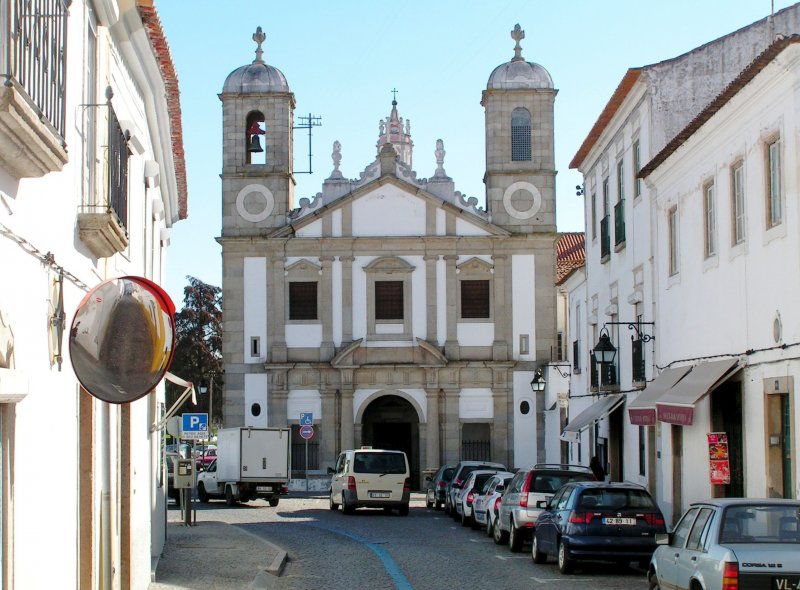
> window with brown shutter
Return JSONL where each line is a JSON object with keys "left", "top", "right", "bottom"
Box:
{"left": 289, "top": 282, "right": 318, "bottom": 320}
{"left": 460, "top": 280, "right": 490, "bottom": 318}
{"left": 375, "top": 281, "right": 403, "bottom": 320}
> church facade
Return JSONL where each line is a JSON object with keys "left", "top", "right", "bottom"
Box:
{"left": 218, "top": 25, "right": 558, "bottom": 484}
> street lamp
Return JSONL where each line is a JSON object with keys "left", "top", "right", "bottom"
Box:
{"left": 593, "top": 327, "right": 617, "bottom": 365}
{"left": 199, "top": 378, "right": 213, "bottom": 429}
{"left": 530, "top": 369, "right": 546, "bottom": 392}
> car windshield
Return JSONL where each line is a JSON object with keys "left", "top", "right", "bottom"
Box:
{"left": 441, "top": 468, "right": 455, "bottom": 481}
{"left": 473, "top": 473, "right": 495, "bottom": 490}
{"left": 721, "top": 505, "right": 800, "bottom": 544}
{"left": 532, "top": 472, "right": 594, "bottom": 494}
{"left": 578, "top": 488, "right": 656, "bottom": 510}
{"left": 353, "top": 452, "right": 406, "bottom": 474}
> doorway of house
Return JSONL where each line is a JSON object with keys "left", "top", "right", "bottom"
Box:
{"left": 711, "top": 381, "right": 744, "bottom": 497}
{"left": 361, "top": 395, "right": 420, "bottom": 488}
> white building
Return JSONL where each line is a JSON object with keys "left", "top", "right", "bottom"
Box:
{"left": 0, "top": 1, "right": 186, "bottom": 588}
{"left": 219, "top": 24, "right": 559, "bottom": 487}
{"left": 567, "top": 6, "right": 800, "bottom": 523}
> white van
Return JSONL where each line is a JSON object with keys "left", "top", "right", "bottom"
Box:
{"left": 328, "top": 448, "right": 411, "bottom": 515}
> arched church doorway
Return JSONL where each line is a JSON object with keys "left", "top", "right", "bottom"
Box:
{"left": 361, "top": 395, "right": 420, "bottom": 489}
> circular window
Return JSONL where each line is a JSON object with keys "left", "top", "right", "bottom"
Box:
{"left": 251, "top": 403, "right": 262, "bottom": 417}
{"left": 519, "top": 400, "right": 531, "bottom": 415}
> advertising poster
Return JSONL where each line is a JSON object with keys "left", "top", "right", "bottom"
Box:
{"left": 707, "top": 432, "right": 731, "bottom": 485}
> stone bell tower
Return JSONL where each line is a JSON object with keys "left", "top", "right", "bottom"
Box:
{"left": 220, "top": 27, "right": 295, "bottom": 236}
{"left": 482, "top": 24, "right": 557, "bottom": 234}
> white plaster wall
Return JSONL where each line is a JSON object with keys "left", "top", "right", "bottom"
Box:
{"left": 332, "top": 258, "right": 342, "bottom": 345}
{"left": 285, "top": 324, "right": 323, "bottom": 348}
{"left": 410, "top": 256, "right": 426, "bottom": 338}
{"left": 459, "top": 388, "right": 494, "bottom": 419}
{"left": 436, "top": 257, "right": 446, "bottom": 346}
{"left": 287, "top": 390, "right": 322, "bottom": 422}
{"left": 455, "top": 217, "right": 491, "bottom": 236}
{"left": 244, "top": 257, "right": 267, "bottom": 363}
{"left": 353, "top": 388, "right": 428, "bottom": 422}
{"left": 332, "top": 208, "right": 342, "bottom": 237}
{"left": 295, "top": 218, "right": 322, "bottom": 237}
{"left": 352, "top": 257, "right": 368, "bottom": 340}
{"left": 352, "top": 186, "right": 426, "bottom": 236}
{"left": 457, "top": 323, "right": 494, "bottom": 346}
{"left": 512, "top": 255, "right": 535, "bottom": 360}
{"left": 513, "top": 371, "right": 537, "bottom": 467}
{"left": 244, "top": 373, "right": 269, "bottom": 427}
{"left": 436, "top": 208, "right": 446, "bottom": 236}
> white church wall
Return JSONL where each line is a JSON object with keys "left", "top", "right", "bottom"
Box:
{"left": 411, "top": 256, "right": 426, "bottom": 338}
{"left": 457, "top": 323, "right": 494, "bottom": 346}
{"left": 287, "top": 390, "right": 322, "bottom": 422}
{"left": 245, "top": 373, "right": 269, "bottom": 427}
{"left": 244, "top": 257, "right": 267, "bottom": 364}
{"left": 513, "top": 371, "right": 537, "bottom": 468}
{"left": 352, "top": 257, "right": 369, "bottom": 340}
{"left": 285, "top": 324, "right": 323, "bottom": 348}
{"left": 436, "top": 257, "right": 447, "bottom": 346}
{"left": 455, "top": 217, "right": 491, "bottom": 236}
{"left": 332, "top": 258, "right": 343, "bottom": 345}
{"left": 436, "top": 208, "right": 446, "bottom": 236}
{"left": 295, "top": 218, "right": 322, "bottom": 237}
{"left": 459, "top": 388, "right": 494, "bottom": 419}
{"left": 511, "top": 255, "right": 536, "bottom": 360}
{"left": 332, "top": 208, "right": 342, "bottom": 237}
{"left": 351, "top": 187, "right": 426, "bottom": 236}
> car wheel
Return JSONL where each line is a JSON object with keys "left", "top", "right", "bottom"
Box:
{"left": 329, "top": 491, "right": 339, "bottom": 511}
{"left": 268, "top": 497, "right": 279, "bottom": 507}
{"left": 509, "top": 519, "right": 523, "bottom": 552}
{"left": 342, "top": 493, "right": 354, "bottom": 514}
{"left": 557, "top": 539, "right": 574, "bottom": 574}
{"left": 426, "top": 499, "right": 433, "bottom": 508}
{"left": 493, "top": 518, "right": 509, "bottom": 545}
{"left": 647, "top": 572, "right": 661, "bottom": 590}
{"left": 197, "top": 483, "right": 209, "bottom": 503}
{"left": 435, "top": 500, "right": 442, "bottom": 510}
{"left": 461, "top": 509, "right": 471, "bottom": 527}
{"left": 225, "top": 486, "right": 235, "bottom": 507}
{"left": 399, "top": 504, "right": 409, "bottom": 516}
{"left": 486, "top": 516, "right": 494, "bottom": 538}
{"left": 531, "top": 534, "right": 547, "bottom": 564}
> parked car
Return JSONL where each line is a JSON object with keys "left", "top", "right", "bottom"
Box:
{"left": 455, "top": 469, "right": 503, "bottom": 527}
{"left": 473, "top": 472, "right": 515, "bottom": 535}
{"left": 495, "top": 463, "right": 595, "bottom": 551}
{"left": 648, "top": 498, "right": 800, "bottom": 590}
{"left": 425, "top": 465, "right": 455, "bottom": 509}
{"left": 195, "top": 446, "right": 218, "bottom": 468}
{"left": 445, "top": 460, "right": 507, "bottom": 516}
{"left": 532, "top": 481, "right": 666, "bottom": 574}
{"left": 165, "top": 442, "right": 191, "bottom": 459}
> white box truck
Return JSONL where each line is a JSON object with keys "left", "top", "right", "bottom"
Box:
{"left": 197, "top": 427, "right": 291, "bottom": 506}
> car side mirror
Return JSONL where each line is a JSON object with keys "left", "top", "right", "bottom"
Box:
{"left": 655, "top": 533, "right": 670, "bottom": 545}
{"left": 536, "top": 500, "right": 548, "bottom": 509}
{"left": 327, "top": 466, "right": 335, "bottom": 474}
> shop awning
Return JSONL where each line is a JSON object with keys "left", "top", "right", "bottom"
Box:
{"left": 627, "top": 366, "right": 692, "bottom": 426}
{"left": 560, "top": 394, "right": 625, "bottom": 442}
{"left": 656, "top": 358, "right": 740, "bottom": 426}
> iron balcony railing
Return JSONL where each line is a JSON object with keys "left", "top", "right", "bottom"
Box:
{"left": 614, "top": 199, "right": 626, "bottom": 246}
{"left": 5, "top": 0, "right": 69, "bottom": 139}
{"left": 108, "top": 106, "right": 129, "bottom": 231}
{"left": 600, "top": 215, "right": 611, "bottom": 260}
{"left": 461, "top": 440, "right": 491, "bottom": 461}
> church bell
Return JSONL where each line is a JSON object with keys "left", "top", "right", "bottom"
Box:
{"left": 248, "top": 135, "right": 264, "bottom": 153}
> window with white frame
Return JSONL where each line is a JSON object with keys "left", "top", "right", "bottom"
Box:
{"left": 767, "top": 137, "right": 782, "bottom": 228}
{"left": 668, "top": 206, "right": 679, "bottom": 276}
{"left": 617, "top": 160, "right": 625, "bottom": 202}
{"left": 457, "top": 258, "right": 493, "bottom": 321}
{"left": 731, "top": 161, "right": 745, "bottom": 245}
{"left": 591, "top": 192, "right": 597, "bottom": 240}
{"left": 703, "top": 181, "right": 716, "bottom": 258}
{"left": 633, "top": 139, "right": 642, "bottom": 198}
{"left": 365, "top": 257, "right": 414, "bottom": 340}
{"left": 285, "top": 259, "right": 321, "bottom": 323}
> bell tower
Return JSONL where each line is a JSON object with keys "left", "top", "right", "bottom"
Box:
{"left": 482, "top": 24, "right": 556, "bottom": 234}
{"left": 220, "top": 27, "right": 295, "bottom": 235}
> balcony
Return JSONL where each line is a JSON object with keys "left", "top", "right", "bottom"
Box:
{"left": 78, "top": 207, "right": 129, "bottom": 258}
{"left": 614, "top": 199, "right": 626, "bottom": 249}
{"left": 600, "top": 215, "right": 611, "bottom": 261}
{"left": 0, "top": 0, "right": 69, "bottom": 178}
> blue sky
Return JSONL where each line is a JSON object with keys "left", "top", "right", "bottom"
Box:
{"left": 157, "top": 0, "right": 793, "bottom": 306}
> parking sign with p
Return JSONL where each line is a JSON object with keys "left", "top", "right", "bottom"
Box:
{"left": 181, "top": 413, "right": 209, "bottom": 440}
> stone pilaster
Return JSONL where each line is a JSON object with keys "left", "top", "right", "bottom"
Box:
{"left": 269, "top": 255, "right": 287, "bottom": 362}
{"left": 340, "top": 388, "right": 355, "bottom": 451}
{"left": 339, "top": 256, "right": 354, "bottom": 344}
{"left": 270, "top": 387, "right": 288, "bottom": 429}
{"left": 492, "top": 254, "right": 509, "bottom": 361}
{"left": 320, "top": 256, "right": 335, "bottom": 360}
{"left": 443, "top": 255, "right": 459, "bottom": 359}
{"left": 425, "top": 388, "right": 440, "bottom": 469}
{"left": 424, "top": 254, "right": 438, "bottom": 344}
{"left": 320, "top": 389, "right": 337, "bottom": 468}
{"left": 442, "top": 387, "right": 460, "bottom": 464}
{"left": 492, "top": 384, "right": 512, "bottom": 467}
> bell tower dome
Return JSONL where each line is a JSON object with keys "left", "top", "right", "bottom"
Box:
{"left": 220, "top": 27, "right": 295, "bottom": 235}
{"left": 481, "top": 24, "right": 556, "bottom": 234}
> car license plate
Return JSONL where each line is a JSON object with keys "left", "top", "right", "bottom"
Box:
{"left": 369, "top": 491, "right": 390, "bottom": 499}
{"left": 603, "top": 517, "right": 635, "bottom": 525}
{"left": 773, "top": 576, "right": 800, "bottom": 590}
{"left": 256, "top": 486, "right": 272, "bottom": 492}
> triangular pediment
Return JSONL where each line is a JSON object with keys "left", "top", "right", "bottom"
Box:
{"left": 331, "top": 337, "right": 447, "bottom": 368}
{"left": 285, "top": 259, "right": 321, "bottom": 274}
{"left": 457, "top": 257, "right": 493, "bottom": 274}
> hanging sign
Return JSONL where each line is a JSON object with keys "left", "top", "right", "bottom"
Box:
{"left": 707, "top": 432, "right": 731, "bottom": 485}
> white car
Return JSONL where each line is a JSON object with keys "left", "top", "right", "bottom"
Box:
{"left": 455, "top": 469, "right": 504, "bottom": 527}
{"left": 473, "top": 472, "right": 514, "bottom": 534}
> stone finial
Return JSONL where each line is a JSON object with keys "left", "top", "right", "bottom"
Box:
{"left": 511, "top": 23, "right": 525, "bottom": 61}
{"left": 253, "top": 26, "right": 266, "bottom": 63}
{"left": 434, "top": 139, "right": 446, "bottom": 177}
{"left": 332, "top": 140, "right": 342, "bottom": 171}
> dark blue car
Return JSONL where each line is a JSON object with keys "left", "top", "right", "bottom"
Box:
{"left": 532, "top": 481, "right": 666, "bottom": 574}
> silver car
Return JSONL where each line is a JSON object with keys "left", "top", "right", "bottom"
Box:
{"left": 649, "top": 498, "right": 800, "bottom": 590}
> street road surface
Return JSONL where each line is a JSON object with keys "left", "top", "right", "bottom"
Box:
{"left": 189, "top": 492, "right": 649, "bottom": 590}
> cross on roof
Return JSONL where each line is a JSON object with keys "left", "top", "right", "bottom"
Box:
{"left": 511, "top": 24, "right": 525, "bottom": 61}
{"left": 253, "top": 26, "right": 266, "bottom": 63}
{"left": 391, "top": 88, "right": 398, "bottom": 104}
